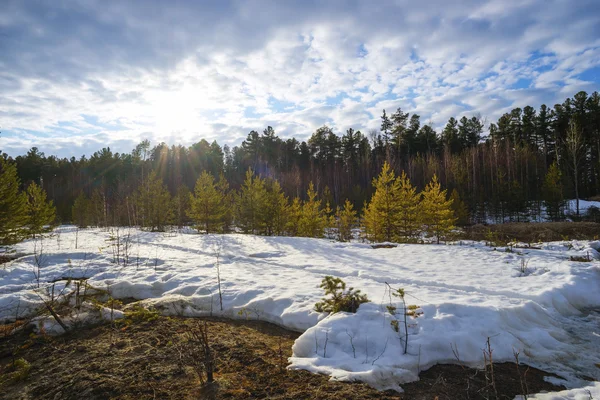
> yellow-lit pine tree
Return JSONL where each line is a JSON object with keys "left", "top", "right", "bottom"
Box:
{"left": 336, "top": 199, "right": 357, "bottom": 242}
{"left": 286, "top": 197, "right": 302, "bottom": 236}
{"left": 25, "top": 182, "right": 56, "bottom": 237}
{"left": 363, "top": 162, "right": 401, "bottom": 242}
{"left": 262, "top": 179, "right": 289, "bottom": 236}
{"left": 449, "top": 189, "right": 469, "bottom": 226}
{"left": 396, "top": 171, "right": 421, "bottom": 242}
{"left": 217, "top": 173, "right": 234, "bottom": 233}
{"left": 542, "top": 162, "right": 565, "bottom": 222}
{"left": 188, "top": 171, "right": 227, "bottom": 233}
{"left": 298, "top": 182, "right": 327, "bottom": 237}
{"left": 421, "top": 174, "right": 456, "bottom": 244}
{"left": 324, "top": 200, "right": 335, "bottom": 237}
{"left": 236, "top": 169, "right": 267, "bottom": 234}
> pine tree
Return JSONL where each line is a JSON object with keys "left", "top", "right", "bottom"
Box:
{"left": 542, "top": 163, "right": 565, "bottom": 221}
{"left": 449, "top": 189, "right": 469, "bottom": 226}
{"left": 173, "top": 185, "right": 191, "bottom": 229}
{"left": 188, "top": 171, "right": 226, "bottom": 233}
{"left": 236, "top": 169, "right": 267, "bottom": 234}
{"left": 72, "top": 192, "right": 92, "bottom": 228}
{"left": 323, "top": 200, "right": 335, "bottom": 238}
{"left": 135, "top": 170, "right": 173, "bottom": 231}
{"left": 286, "top": 197, "right": 302, "bottom": 236}
{"left": 396, "top": 171, "right": 422, "bottom": 242}
{"left": 262, "top": 179, "right": 289, "bottom": 236}
{"left": 25, "top": 182, "right": 56, "bottom": 237}
{"left": 0, "top": 157, "right": 28, "bottom": 244}
{"left": 421, "top": 174, "right": 456, "bottom": 244}
{"left": 217, "top": 174, "right": 233, "bottom": 233}
{"left": 298, "top": 182, "right": 327, "bottom": 237}
{"left": 90, "top": 189, "right": 107, "bottom": 227}
{"left": 363, "top": 162, "right": 402, "bottom": 242}
{"left": 380, "top": 109, "right": 393, "bottom": 145}
{"left": 322, "top": 186, "right": 334, "bottom": 209}
{"left": 336, "top": 199, "right": 357, "bottom": 242}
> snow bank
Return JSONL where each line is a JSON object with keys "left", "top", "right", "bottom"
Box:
{"left": 1, "top": 226, "right": 599, "bottom": 394}
{"left": 516, "top": 382, "right": 600, "bottom": 399}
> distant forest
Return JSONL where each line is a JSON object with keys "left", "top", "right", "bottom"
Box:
{"left": 2, "top": 90, "right": 600, "bottom": 225}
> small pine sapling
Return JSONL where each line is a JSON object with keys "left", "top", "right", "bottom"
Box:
{"left": 385, "top": 282, "right": 422, "bottom": 355}
{"left": 314, "top": 276, "right": 369, "bottom": 313}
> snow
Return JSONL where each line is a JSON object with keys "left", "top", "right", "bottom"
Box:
{"left": 481, "top": 198, "right": 600, "bottom": 224}
{"left": 516, "top": 382, "right": 600, "bottom": 399}
{"left": 1, "top": 226, "right": 599, "bottom": 394}
{"left": 567, "top": 199, "right": 600, "bottom": 214}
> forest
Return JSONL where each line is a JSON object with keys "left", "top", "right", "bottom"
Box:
{"left": 1, "top": 90, "right": 599, "bottom": 237}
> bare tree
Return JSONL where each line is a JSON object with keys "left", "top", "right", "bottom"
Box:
{"left": 565, "top": 121, "right": 586, "bottom": 216}
{"left": 212, "top": 237, "right": 224, "bottom": 312}
{"left": 32, "top": 237, "right": 46, "bottom": 288}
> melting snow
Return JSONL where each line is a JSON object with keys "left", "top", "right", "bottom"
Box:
{"left": 1, "top": 226, "right": 599, "bottom": 394}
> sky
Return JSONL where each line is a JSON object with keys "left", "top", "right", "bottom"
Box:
{"left": 1, "top": 0, "right": 599, "bottom": 158}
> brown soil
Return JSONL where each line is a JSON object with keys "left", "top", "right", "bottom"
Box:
{"left": 0, "top": 316, "right": 565, "bottom": 400}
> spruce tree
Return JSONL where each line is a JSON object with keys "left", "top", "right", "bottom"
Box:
{"left": 542, "top": 163, "right": 565, "bottom": 221}
{"left": 72, "top": 192, "right": 91, "bottom": 228}
{"left": 336, "top": 199, "right": 357, "bottom": 242}
{"left": 363, "top": 162, "right": 402, "bottom": 242}
{"left": 0, "top": 157, "right": 28, "bottom": 244}
{"left": 236, "top": 169, "right": 266, "bottom": 234}
{"left": 396, "top": 171, "right": 422, "bottom": 242}
{"left": 421, "top": 174, "right": 456, "bottom": 244}
{"left": 188, "top": 171, "right": 226, "bottom": 233}
{"left": 298, "top": 182, "right": 327, "bottom": 237}
{"left": 25, "top": 182, "right": 56, "bottom": 237}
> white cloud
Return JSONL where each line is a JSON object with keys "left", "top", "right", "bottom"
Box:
{"left": 1, "top": 0, "right": 599, "bottom": 157}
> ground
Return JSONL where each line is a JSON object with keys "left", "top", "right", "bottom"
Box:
{"left": 1, "top": 227, "right": 599, "bottom": 396}
{"left": 0, "top": 316, "right": 564, "bottom": 400}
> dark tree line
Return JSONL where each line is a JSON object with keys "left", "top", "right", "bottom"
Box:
{"left": 2, "top": 90, "right": 599, "bottom": 225}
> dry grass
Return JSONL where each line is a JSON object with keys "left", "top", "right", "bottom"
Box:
{"left": 0, "top": 314, "right": 565, "bottom": 400}
{"left": 462, "top": 222, "right": 600, "bottom": 243}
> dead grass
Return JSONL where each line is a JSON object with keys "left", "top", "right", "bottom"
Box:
{"left": 0, "top": 315, "right": 565, "bottom": 399}
{"left": 462, "top": 222, "right": 600, "bottom": 243}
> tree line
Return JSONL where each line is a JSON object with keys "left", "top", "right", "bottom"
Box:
{"left": 1, "top": 90, "right": 599, "bottom": 230}
{"left": 1, "top": 154, "right": 458, "bottom": 244}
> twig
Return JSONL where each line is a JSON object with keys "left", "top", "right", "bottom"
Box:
{"left": 371, "top": 337, "right": 389, "bottom": 365}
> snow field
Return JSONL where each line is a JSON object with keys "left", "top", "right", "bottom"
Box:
{"left": 1, "top": 226, "right": 599, "bottom": 394}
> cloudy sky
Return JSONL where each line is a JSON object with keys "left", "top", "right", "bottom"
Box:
{"left": 1, "top": 0, "right": 599, "bottom": 158}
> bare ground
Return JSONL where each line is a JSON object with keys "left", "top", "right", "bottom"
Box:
{"left": 0, "top": 315, "right": 566, "bottom": 400}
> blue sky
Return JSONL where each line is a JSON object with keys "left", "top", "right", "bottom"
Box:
{"left": 1, "top": 0, "right": 599, "bottom": 157}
